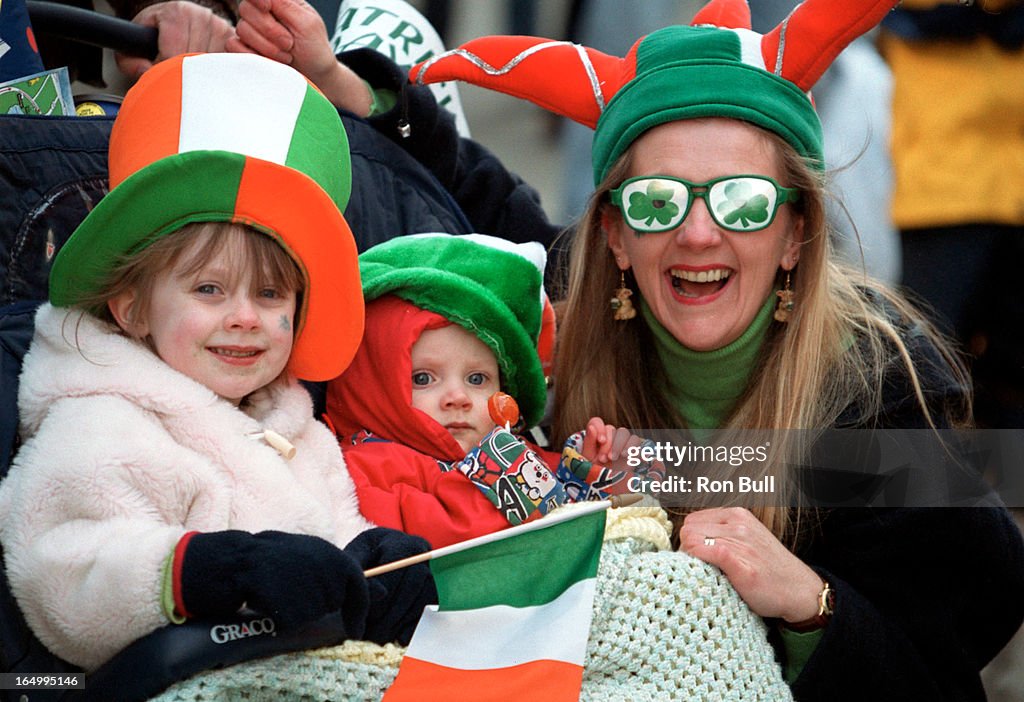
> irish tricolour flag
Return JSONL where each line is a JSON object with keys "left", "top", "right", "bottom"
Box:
{"left": 382, "top": 501, "right": 607, "bottom": 701}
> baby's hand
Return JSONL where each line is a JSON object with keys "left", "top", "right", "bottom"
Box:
{"left": 581, "top": 417, "right": 645, "bottom": 470}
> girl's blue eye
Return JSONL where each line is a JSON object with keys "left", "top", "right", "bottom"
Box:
{"left": 412, "top": 372, "right": 432, "bottom": 386}
{"left": 196, "top": 283, "right": 219, "bottom": 295}
{"left": 259, "top": 288, "right": 280, "bottom": 299}
{"left": 467, "top": 372, "right": 488, "bottom": 386}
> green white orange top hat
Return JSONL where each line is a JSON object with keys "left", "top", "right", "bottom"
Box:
{"left": 411, "top": 0, "right": 898, "bottom": 184}
{"left": 358, "top": 233, "right": 550, "bottom": 427}
{"left": 49, "top": 53, "right": 363, "bottom": 381}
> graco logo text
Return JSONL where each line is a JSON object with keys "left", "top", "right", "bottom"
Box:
{"left": 210, "top": 617, "right": 276, "bottom": 644}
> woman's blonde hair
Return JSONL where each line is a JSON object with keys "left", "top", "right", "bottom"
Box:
{"left": 551, "top": 122, "right": 970, "bottom": 546}
{"left": 77, "top": 222, "right": 305, "bottom": 334}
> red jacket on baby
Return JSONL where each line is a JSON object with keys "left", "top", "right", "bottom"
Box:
{"left": 326, "top": 296, "right": 559, "bottom": 548}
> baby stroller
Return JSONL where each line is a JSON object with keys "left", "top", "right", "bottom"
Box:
{"left": 0, "top": 5, "right": 476, "bottom": 699}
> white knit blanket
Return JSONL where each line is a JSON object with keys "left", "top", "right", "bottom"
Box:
{"left": 150, "top": 507, "right": 792, "bottom": 701}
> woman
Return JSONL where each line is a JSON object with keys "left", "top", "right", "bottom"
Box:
{"left": 414, "top": 0, "right": 1024, "bottom": 699}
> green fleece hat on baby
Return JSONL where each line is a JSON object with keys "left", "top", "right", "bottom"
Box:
{"left": 358, "top": 234, "right": 549, "bottom": 428}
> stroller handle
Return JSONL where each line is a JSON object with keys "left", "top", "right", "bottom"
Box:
{"left": 27, "top": 1, "right": 158, "bottom": 60}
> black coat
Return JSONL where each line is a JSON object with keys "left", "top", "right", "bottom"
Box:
{"left": 793, "top": 506, "right": 1023, "bottom": 701}
{"left": 793, "top": 314, "right": 1024, "bottom": 701}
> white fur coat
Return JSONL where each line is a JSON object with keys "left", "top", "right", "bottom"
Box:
{"left": 0, "top": 304, "right": 372, "bottom": 670}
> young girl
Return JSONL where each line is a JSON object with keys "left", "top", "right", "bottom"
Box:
{"left": 0, "top": 52, "right": 433, "bottom": 671}
{"left": 326, "top": 233, "right": 662, "bottom": 548}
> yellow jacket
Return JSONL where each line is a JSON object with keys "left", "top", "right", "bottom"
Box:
{"left": 879, "top": 0, "right": 1024, "bottom": 228}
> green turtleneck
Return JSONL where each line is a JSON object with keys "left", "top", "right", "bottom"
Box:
{"left": 643, "top": 294, "right": 826, "bottom": 673}
{"left": 641, "top": 293, "right": 776, "bottom": 431}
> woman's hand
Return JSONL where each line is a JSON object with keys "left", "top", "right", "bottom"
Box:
{"left": 678, "top": 507, "right": 823, "bottom": 623}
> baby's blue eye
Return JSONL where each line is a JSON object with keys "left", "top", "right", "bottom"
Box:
{"left": 467, "top": 372, "right": 488, "bottom": 386}
{"left": 412, "top": 372, "right": 432, "bottom": 386}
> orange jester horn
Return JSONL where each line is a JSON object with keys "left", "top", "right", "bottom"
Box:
{"left": 761, "top": 0, "right": 899, "bottom": 91}
{"left": 411, "top": 35, "right": 634, "bottom": 129}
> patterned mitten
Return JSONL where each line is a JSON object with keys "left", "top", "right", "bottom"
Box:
{"left": 453, "top": 426, "right": 567, "bottom": 525}
{"left": 558, "top": 432, "right": 665, "bottom": 501}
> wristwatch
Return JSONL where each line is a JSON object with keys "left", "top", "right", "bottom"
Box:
{"left": 782, "top": 580, "right": 834, "bottom": 633}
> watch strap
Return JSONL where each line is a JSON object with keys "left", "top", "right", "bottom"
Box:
{"left": 782, "top": 579, "right": 834, "bottom": 633}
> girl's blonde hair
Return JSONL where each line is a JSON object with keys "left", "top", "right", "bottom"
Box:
{"left": 77, "top": 222, "right": 305, "bottom": 334}
{"left": 551, "top": 123, "right": 970, "bottom": 546}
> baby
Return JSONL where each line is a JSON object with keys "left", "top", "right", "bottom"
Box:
{"left": 326, "top": 233, "right": 661, "bottom": 548}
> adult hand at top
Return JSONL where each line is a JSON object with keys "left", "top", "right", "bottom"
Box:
{"left": 116, "top": 1, "right": 235, "bottom": 80}
{"left": 229, "top": 0, "right": 373, "bottom": 116}
{"left": 678, "top": 507, "right": 824, "bottom": 625}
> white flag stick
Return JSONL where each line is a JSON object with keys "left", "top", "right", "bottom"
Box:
{"left": 363, "top": 493, "right": 642, "bottom": 578}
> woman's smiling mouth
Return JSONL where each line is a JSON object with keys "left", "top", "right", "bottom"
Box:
{"left": 668, "top": 267, "right": 733, "bottom": 301}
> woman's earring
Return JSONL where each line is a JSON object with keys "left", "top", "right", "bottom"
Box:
{"left": 610, "top": 270, "right": 636, "bottom": 321}
{"left": 775, "top": 272, "right": 795, "bottom": 323}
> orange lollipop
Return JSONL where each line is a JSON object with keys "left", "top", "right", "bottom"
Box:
{"left": 488, "top": 392, "right": 520, "bottom": 428}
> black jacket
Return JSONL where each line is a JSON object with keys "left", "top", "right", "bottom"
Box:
{"left": 792, "top": 312, "right": 1024, "bottom": 701}
{"left": 792, "top": 505, "right": 1022, "bottom": 701}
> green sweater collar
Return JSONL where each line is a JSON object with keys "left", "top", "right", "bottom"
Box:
{"left": 641, "top": 294, "right": 775, "bottom": 430}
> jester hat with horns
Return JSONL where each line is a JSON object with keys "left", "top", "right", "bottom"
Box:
{"left": 412, "top": 0, "right": 899, "bottom": 185}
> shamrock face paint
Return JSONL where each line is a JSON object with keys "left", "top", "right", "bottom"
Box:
{"left": 606, "top": 118, "right": 803, "bottom": 352}
{"left": 610, "top": 175, "right": 799, "bottom": 234}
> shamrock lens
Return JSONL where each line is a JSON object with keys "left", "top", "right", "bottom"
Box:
{"left": 705, "top": 176, "right": 792, "bottom": 232}
{"left": 612, "top": 178, "right": 691, "bottom": 233}
{"left": 611, "top": 175, "right": 799, "bottom": 234}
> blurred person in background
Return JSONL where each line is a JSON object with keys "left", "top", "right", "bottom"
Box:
{"left": 879, "top": 0, "right": 1024, "bottom": 430}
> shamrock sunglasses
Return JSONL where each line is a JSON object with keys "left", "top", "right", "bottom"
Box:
{"left": 609, "top": 175, "right": 801, "bottom": 234}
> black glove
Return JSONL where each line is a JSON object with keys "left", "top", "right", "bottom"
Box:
{"left": 344, "top": 528, "right": 438, "bottom": 645}
{"left": 179, "top": 530, "right": 370, "bottom": 638}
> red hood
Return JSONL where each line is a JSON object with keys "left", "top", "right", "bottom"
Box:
{"left": 326, "top": 295, "right": 468, "bottom": 463}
